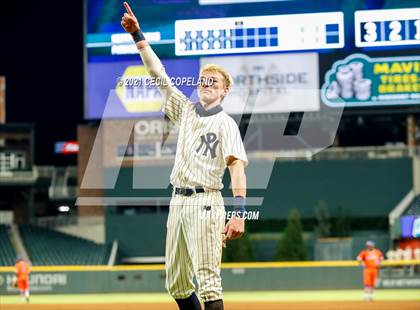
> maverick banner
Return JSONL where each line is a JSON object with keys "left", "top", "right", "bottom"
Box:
{"left": 321, "top": 54, "right": 420, "bottom": 107}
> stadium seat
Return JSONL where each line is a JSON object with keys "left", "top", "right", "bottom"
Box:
{"left": 0, "top": 224, "right": 17, "bottom": 266}
{"left": 20, "top": 225, "right": 111, "bottom": 265}
{"left": 405, "top": 195, "right": 420, "bottom": 216}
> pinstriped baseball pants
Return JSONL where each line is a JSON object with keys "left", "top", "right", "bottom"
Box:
{"left": 165, "top": 191, "right": 225, "bottom": 302}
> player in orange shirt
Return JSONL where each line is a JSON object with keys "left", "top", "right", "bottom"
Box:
{"left": 357, "top": 241, "right": 384, "bottom": 301}
{"left": 14, "top": 256, "right": 31, "bottom": 303}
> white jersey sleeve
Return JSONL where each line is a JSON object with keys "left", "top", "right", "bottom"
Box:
{"left": 220, "top": 116, "right": 248, "bottom": 166}
{"left": 139, "top": 46, "right": 188, "bottom": 123}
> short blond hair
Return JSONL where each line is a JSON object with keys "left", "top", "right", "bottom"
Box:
{"left": 200, "top": 64, "right": 233, "bottom": 89}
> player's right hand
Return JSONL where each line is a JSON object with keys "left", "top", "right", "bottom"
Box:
{"left": 121, "top": 2, "right": 140, "bottom": 33}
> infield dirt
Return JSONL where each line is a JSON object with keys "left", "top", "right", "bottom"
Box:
{"left": 1, "top": 301, "right": 419, "bottom": 310}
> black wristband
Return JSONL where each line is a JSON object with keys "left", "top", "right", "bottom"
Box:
{"left": 131, "top": 29, "right": 146, "bottom": 43}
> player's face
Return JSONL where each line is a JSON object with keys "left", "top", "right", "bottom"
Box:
{"left": 198, "top": 71, "right": 228, "bottom": 105}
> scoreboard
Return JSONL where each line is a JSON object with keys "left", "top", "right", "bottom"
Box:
{"left": 175, "top": 12, "right": 344, "bottom": 56}
{"left": 86, "top": 3, "right": 420, "bottom": 119}
{"left": 87, "top": 8, "right": 420, "bottom": 57}
{"left": 355, "top": 8, "right": 420, "bottom": 47}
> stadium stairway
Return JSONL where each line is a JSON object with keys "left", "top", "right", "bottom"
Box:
{"left": 9, "top": 224, "right": 30, "bottom": 262}
{"left": 19, "top": 225, "right": 112, "bottom": 265}
{"left": 0, "top": 224, "right": 17, "bottom": 266}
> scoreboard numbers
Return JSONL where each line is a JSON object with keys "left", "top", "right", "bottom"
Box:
{"left": 389, "top": 21, "right": 402, "bottom": 41}
{"left": 355, "top": 8, "right": 420, "bottom": 47}
{"left": 175, "top": 12, "right": 344, "bottom": 56}
{"left": 363, "top": 22, "right": 377, "bottom": 42}
{"left": 415, "top": 20, "right": 420, "bottom": 40}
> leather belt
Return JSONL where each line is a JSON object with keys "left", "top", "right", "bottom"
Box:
{"left": 174, "top": 186, "right": 205, "bottom": 196}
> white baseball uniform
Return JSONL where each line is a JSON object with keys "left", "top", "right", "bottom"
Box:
{"left": 139, "top": 46, "right": 247, "bottom": 302}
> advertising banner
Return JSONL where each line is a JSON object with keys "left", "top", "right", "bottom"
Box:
{"left": 86, "top": 58, "right": 199, "bottom": 120}
{"left": 321, "top": 53, "right": 420, "bottom": 107}
{"left": 54, "top": 141, "right": 79, "bottom": 154}
{"left": 200, "top": 53, "right": 320, "bottom": 114}
{"left": 401, "top": 215, "right": 420, "bottom": 238}
{"left": 377, "top": 276, "right": 420, "bottom": 289}
{"left": 102, "top": 119, "right": 178, "bottom": 167}
{"left": 0, "top": 272, "right": 68, "bottom": 293}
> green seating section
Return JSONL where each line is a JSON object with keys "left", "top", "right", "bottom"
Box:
{"left": 405, "top": 195, "right": 420, "bottom": 216}
{"left": 20, "top": 225, "right": 110, "bottom": 265}
{"left": 0, "top": 224, "right": 16, "bottom": 266}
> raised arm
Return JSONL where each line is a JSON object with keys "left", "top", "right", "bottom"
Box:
{"left": 121, "top": 2, "right": 168, "bottom": 82}
{"left": 121, "top": 2, "right": 187, "bottom": 122}
{"left": 121, "top": 2, "right": 148, "bottom": 49}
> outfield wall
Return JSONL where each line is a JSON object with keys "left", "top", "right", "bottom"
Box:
{"left": 0, "top": 261, "right": 419, "bottom": 295}
{"left": 105, "top": 158, "right": 412, "bottom": 257}
{"left": 105, "top": 158, "right": 412, "bottom": 220}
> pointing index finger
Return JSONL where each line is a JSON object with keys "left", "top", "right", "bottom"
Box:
{"left": 124, "top": 2, "right": 134, "bottom": 16}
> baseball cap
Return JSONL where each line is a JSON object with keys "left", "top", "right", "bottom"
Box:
{"left": 366, "top": 240, "right": 375, "bottom": 247}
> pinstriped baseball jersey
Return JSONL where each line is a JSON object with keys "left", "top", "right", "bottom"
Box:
{"left": 138, "top": 46, "right": 247, "bottom": 303}
{"left": 165, "top": 93, "right": 248, "bottom": 189}
{"left": 139, "top": 46, "right": 248, "bottom": 189}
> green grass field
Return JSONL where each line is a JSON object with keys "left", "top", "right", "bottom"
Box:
{"left": 1, "top": 290, "right": 419, "bottom": 304}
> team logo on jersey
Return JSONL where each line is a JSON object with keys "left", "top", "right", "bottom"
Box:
{"left": 196, "top": 132, "right": 219, "bottom": 159}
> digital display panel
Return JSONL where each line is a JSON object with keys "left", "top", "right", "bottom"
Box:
{"left": 86, "top": 1, "right": 420, "bottom": 119}
{"left": 175, "top": 12, "right": 344, "bottom": 55}
{"left": 86, "top": 58, "right": 199, "bottom": 119}
{"left": 321, "top": 53, "right": 420, "bottom": 108}
{"left": 199, "top": 0, "right": 293, "bottom": 4}
{"left": 355, "top": 8, "right": 420, "bottom": 47}
{"left": 401, "top": 216, "right": 420, "bottom": 238}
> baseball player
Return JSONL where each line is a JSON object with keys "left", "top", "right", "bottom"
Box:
{"left": 14, "top": 256, "right": 31, "bottom": 303}
{"left": 121, "top": 3, "right": 248, "bottom": 310}
{"left": 357, "top": 241, "right": 384, "bottom": 301}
